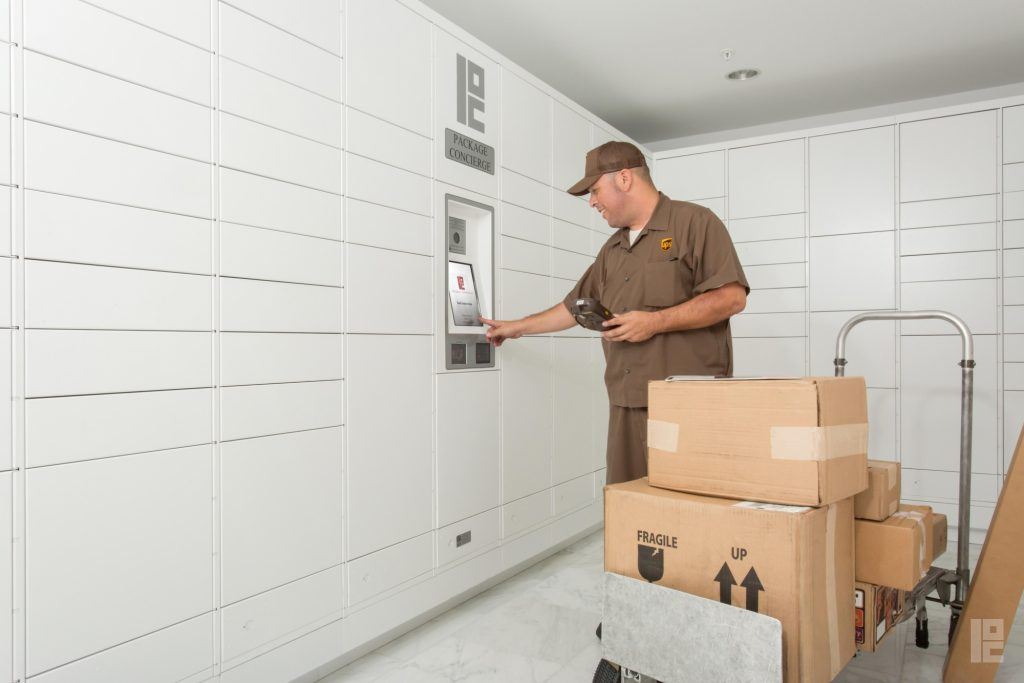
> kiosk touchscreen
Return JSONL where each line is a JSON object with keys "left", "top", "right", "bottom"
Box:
{"left": 448, "top": 262, "right": 482, "bottom": 328}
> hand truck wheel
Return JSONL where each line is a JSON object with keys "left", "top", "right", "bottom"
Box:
{"left": 915, "top": 616, "right": 929, "bottom": 649}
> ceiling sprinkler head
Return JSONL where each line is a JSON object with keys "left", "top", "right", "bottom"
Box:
{"left": 721, "top": 48, "right": 734, "bottom": 61}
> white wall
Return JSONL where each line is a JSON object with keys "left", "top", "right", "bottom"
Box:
{"left": 0, "top": 0, "right": 647, "bottom": 681}
{"left": 654, "top": 96, "right": 1024, "bottom": 542}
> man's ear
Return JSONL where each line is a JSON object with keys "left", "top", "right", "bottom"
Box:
{"left": 617, "top": 168, "right": 633, "bottom": 192}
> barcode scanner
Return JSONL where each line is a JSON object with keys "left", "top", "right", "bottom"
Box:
{"left": 570, "top": 298, "right": 614, "bottom": 331}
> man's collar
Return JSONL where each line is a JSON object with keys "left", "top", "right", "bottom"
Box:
{"left": 616, "top": 192, "right": 671, "bottom": 248}
{"left": 644, "top": 192, "right": 671, "bottom": 231}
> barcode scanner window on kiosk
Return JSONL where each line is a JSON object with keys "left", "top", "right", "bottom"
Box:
{"left": 570, "top": 298, "right": 614, "bottom": 331}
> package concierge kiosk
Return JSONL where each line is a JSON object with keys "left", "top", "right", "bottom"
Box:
{"left": 443, "top": 194, "right": 495, "bottom": 370}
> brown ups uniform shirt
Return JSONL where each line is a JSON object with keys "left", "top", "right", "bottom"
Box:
{"left": 564, "top": 193, "right": 750, "bottom": 408}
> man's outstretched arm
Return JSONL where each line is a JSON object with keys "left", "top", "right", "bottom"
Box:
{"left": 481, "top": 302, "right": 576, "bottom": 346}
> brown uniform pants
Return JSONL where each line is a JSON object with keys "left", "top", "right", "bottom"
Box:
{"left": 606, "top": 404, "right": 648, "bottom": 485}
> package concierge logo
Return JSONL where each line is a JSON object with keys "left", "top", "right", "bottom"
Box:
{"left": 446, "top": 54, "right": 495, "bottom": 175}
{"left": 456, "top": 53, "right": 485, "bottom": 133}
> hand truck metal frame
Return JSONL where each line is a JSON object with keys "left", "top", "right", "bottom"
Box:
{"left": 834, "top": 310, "right": 974, "bottom": 650}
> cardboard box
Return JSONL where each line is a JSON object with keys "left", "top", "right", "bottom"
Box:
{"left": 854, "top": 504, "right": 933, "bottom": 590}
{"left": 854, "top": 460, "right": 901, "bottom": 521}
{"left": 854, "top": 581, "right": 908, "bottom": 652}
{"left": 899, "top": 503, "right": 937, "bottom": 566}
{"left": 945, "top": 427, "right": 1024, "bottom": 682}
{"left": 647, "top": 376, "right": 869, "bottom": 506}
{"left": 932, "top": 513, "right": 948, "bottom": 560}
{"left": 605, "top": 478, "right": 855, "bottom": 683}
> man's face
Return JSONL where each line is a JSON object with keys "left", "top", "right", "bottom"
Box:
{"left": 588, "top": 171, "right": 630, "bottom": 228}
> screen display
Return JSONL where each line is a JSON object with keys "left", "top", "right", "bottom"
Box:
{"left": 448, "top": 261, "right": 482, "bottom": 327}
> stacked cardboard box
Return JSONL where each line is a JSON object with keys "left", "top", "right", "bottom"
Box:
{"left": 606, "top": 376, "right": 951, "bottom": 674}
{"left": 606, "top": 376, "right": 871, "bottom": 682}
{"left": 646, "top": 376, "right": 869, "bottom": 506}
{"left": 606, "top": 481, "right": 855, "bottom": 683}
{"left": 854, "top": 460, "right": 901, "bottom": 521}
{"left": 855, "top": 581, "right": 907, "bottom": 653}
{"left": 849, "top": 460, "right": 948, "bottom": 651}
{"left": 855, "top": 503, "right": 942, "bottom": 591}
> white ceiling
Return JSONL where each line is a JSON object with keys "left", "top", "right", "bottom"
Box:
{"left": 419, "top": 0, "right": 1024, "bottom": 146}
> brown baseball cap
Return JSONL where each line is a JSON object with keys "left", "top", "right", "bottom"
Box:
{"left": 567, "top": 141, "right": 647, "bottom": 196}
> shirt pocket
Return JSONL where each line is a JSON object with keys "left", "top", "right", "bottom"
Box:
{"left": 642, "top": 257, "right": 686, "bottom": 308}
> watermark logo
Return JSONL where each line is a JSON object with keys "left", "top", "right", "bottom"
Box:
{"left": 970, "top": 618, "right": 1005, "bottom": 664}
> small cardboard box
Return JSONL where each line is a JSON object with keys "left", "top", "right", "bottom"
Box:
{"left": 899, "top": 503, "right": 937, "bottom": 566}
{"left": 855, "top": 504, "right": 933, "bottom": 590}
{"left": 647, "top": 376, "right": 869, "bottom": 506}
{"left": 854, "top": 460, "right": 901, "bottom": 521}
{"left": 855, "top": 581, "right": 908, "bottom": 652}
{"left": 932, "top": 513, "right": 948, "bottom": 560}
{"left": 605, "top": 478, "right": 855, "bottom": 683}
{"left": 944, "top": 426, "right": 1024, "bottom": 682}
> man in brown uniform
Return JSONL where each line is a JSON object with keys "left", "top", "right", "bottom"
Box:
{"left": 482, "top": 141, "right": 749, "bottom": 485}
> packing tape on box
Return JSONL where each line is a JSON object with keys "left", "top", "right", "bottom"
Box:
{"left": 769, "top": 423, "right": 868, "bottom": 461}
{"left": 887, "top": 464, "right": 898, "bottom": 490}
{"left": 826, "top": 504, "right": 840, "bottom": 677}
{"left": 647, "top": 419, "right": 680, "bottom": 453}
{"left": 891, "top": 510, "right": 928, "bottom": 576}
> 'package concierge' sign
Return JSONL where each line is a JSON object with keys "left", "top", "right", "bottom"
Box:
{"left": 446, "top": 53, "right": 494, "bottom": 175}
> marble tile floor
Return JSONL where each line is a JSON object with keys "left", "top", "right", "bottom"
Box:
{"left": 320, "top": 530, "right": 1023, "bottom": 682}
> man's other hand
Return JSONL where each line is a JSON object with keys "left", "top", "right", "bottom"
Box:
{"left": 601, "top": 311, "right": 661, "bottom": 343}
{"left": 480, "top": 317, "right": 524, "bottom": 346}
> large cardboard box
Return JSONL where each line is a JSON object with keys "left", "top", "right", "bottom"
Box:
{"left": 605, "top": 478, "right": 855, "bottom": 683}
{"left": 854, "top": 581, "right": 908, "bottom": 652}
{"left": 854, "top": 504, "right": 933, "bottom": 590}
{"left": 944, "top": 427, "right": 1024, "bottom": 682}
{"left": 854, "top": 460, "right": 901, "bottom": 521}
{"left": 647, "top": 376, "right": 869, "bottom": 506}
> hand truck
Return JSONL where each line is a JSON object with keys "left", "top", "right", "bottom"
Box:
{"left": 591, "top": 309, "right": 976, "bottom": 682}
{"left": 834, "top": 310, "right": 974, "bottom": 651}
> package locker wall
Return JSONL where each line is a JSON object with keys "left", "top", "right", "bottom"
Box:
{"left": 0, "top": 0, "right": 637, "bottom": 680}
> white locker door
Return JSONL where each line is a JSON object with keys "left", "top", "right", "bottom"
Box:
{"left": 436, "top": 371, "right": 500, "bottom": 528}
{"left": 501, "top": 71, "right": 552, "bottom": 185}
{"left": 809, "top": 126, "right": 895, "bottom": 236}
{"left": 345, "top": 107, "right": 430, "bottom": 177}
{"left": 346, "top": 334, "right": 433, "bottom": 559}
{"left": 900, "top": 110, "right": 998, "bottom": 201}
{"left": 728, "top": 139, "right": 804, "bottom": 219}
{"left": 552, "top": 337, "right": 595, "bottom": 484}
{"left": 25, "top": 447, "right": 214, "bottom": 676}
{"left": 501, "top": 337, "right": 552, "bottom": 503}
{"left": 809, "top": 232, "right": 895, "bottom": 311}
{"left": 654, "top": 150, "right": 725, "bottom": 202}
{"left": 345, "top": 0, "right": 430, "bottom": 136}
{"left": 220, "top": 428, "right": 344, "bottom": 604}
{"left": 346, "top": 244, "right": 432, "bottom": 334}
